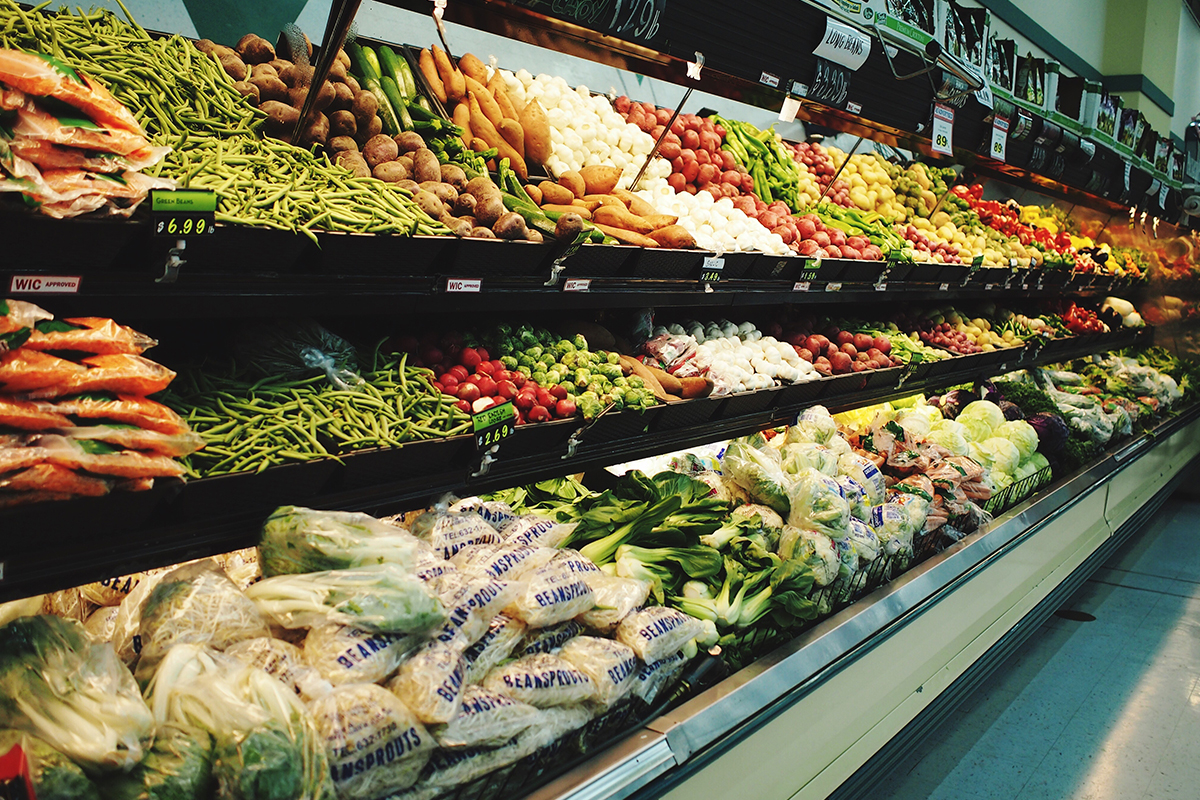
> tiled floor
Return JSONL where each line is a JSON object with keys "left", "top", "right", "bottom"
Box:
{"left": 872, "top": 495, "right": 1200, "bottom": 800}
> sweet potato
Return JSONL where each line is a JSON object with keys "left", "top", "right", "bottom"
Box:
{"left": 464, "top": 76, "right": 502, "bottom": 125}
{"left": 458, "top": 52, "right": 489, "bottom": 84}
{"left": 467, "top": 92, "right": 527, "bottom": 179}
{"left": 418, "top": 48, "right": 447, "bottom": 104}
{"left": 493, "top": 84, "right": 519, "bottom": 121}
{"left": 593, "top": 223, "right": 659, "bottom": 247}
{"left": 642, "top": 213, "right": 680, "bottom": 229}
{"left": 571, "top": 198, "right": 601, "bottom": 213}
{"left": 579, "top": 165, "right": 622, "bottom": 196}
{"left": 648, "top": 225, "right": 697, "bottom": 249}
{"left": 679, "top": 376, "right": 714, "bottom": 399}
{"left": 524, "top": 184, "right": 543, "bottom": 205}
{"left": 432, "top": 45, "right": 465, "bottom": 102}
{"left": 519, "top": 99, "right": 552, "bottom": 166}
{"left": 537, "top": 181, "right": 574, "bottom": 206}
{"left": 612, "top": 188, "right": 659, "bottom": 218}
{"left": 498, "top": 118, "right": 524, "bottom": 157}
{"left": 619, "top": 356, "right": 675, "bottom": 403}
{"left": 557, "top": 170, "right": 586, "bottom": 199}
{"left": 453, "top": 101, "right": 473, "bottom": 146}
{"left": 486, "top": 69, "right": 507, "bottom": 98}
{"left": 541, "top": 203, "right": 591, "bottom": 220}
{"left": 647, "top": 365, "right": 683, "bottom": 395}
{"left": 593, "top": 205, "right": 654, "bottom": 234}
{"left": 582, "top": 194, "right": 625, "bottom": 208}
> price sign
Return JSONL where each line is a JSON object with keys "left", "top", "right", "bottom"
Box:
{"left": 793, "top": 281, "right": 811, "bottom": 292}
{"left": 151, "top": 190, "right": 216, "bottom": 237}
{"left": 760, "top": 71, "right": 780, "bottom": 88}
{"left": 875, "top": 282, "right": 887, "bottom": 291}
{"left": 1159, "top": 183, "right": 1170, "bottom": 207}
{"left": 825, "top": 282, "right": 843, "bottom": 292}
{"left": 0, "top": 741, "right": 32, "bottom": 799}
{"left": 939, "top": 282, "right": 950, "bottom": 291}
{"left": 812, "top": 18, "right": 871, "bottom": 70}
{"left": 990, "top": 117, "right": 1009, "bottom": 162}
{"left": 932, "top": 104, "right": 954, "bottom": 156}
{"left": 563, "top": 278, "right": 591, "bottom": 292}
{"left": 700, "top": 256, "right": 725, "bottom": 283}
{"left": 472, "top": 400, "right": 515, "bottom": 450}
{"left": 446, "top": 278, "right": 482, "bottom": 293}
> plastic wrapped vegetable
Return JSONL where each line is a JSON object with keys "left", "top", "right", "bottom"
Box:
{"left": 615, "top": 606, "right": 702, "bottom": 664}
{"left": 578, "top": 575, "right": 652, "bottom": 632}
{"left": 785, "top": 405, "right": 837, "bottom": 445}
{"left": 836, "top": 452, "right": 885, "bottom": 504}
{"left": 462, "top": 614, "right": 527, "bottom": 685}
{"left": 387, "top": 642, "right": 466, "bottom": 725}
{"left": 559, "top": 637, "right": 640, "bottom": 709}
{"left": 786, "top": 467, "right": 850, "bottom": 540}
{"left": 0, "top": 615, "right": 154, "bottom": 773}
{"left": 846, "top": 518, "right": 880, "bottom": 565}
{"left": 431, "top": 685, "right": 543, "bottom": 749}
{"left": 225, "top": 638, "right": 333, "bottom": 704}
{"left": 721, "top": 437, "right": 790, "bottom": 516}
{"left": 96, "top": 723, "right": 213, "bottom": 800}
{"left": 778, "top": 526, "right": 840, "bottom": 586}
{"left": 0, "top": 730, "right": 101, "bottom": 800}
{"left": 308, "top": 684, "right": 434, "bottom": 799}
{"left": 994, "top": 419, "right": 1039, "bottom": 461}
{"left": 133, "top": 561, "right": 271, "bottom": 685}
{"left": 429, "top": 574, "right": 520, "bottom": 651}
{"left": 836, "top": 476, "right": 870, "bottom": 521}
{"left": 867, "top": 504, "right": 916, "bottom": 556}
{"left": 302, "top": 623, "right": 422, "bottom": 687}
{"left": 244, "top": 565, "right": 445, "bottom": 634}
{"left": 509, "top": 562, "right": 596, "bottom": 629}
{"left": 453, "top": 544, "right": 558, "bottom": 581}
{"left": 258, "top": 506, "right": 423, "bottom": 577}
{"left": 780, "top": 443, "right": 839, "bottom": 477}
{"left": 500, "top": 516, "right": 575, "bottom": 549}
{"left": 971, "top": 437, "right": 1022, "bottom": 482}
{"left": 143, "top": 645, "right": 335, "bottom": 800}
{"left": 515, "top": 620, "right": 585, "bottom": 657}
{"left": 482, "top": 654, "right": 597, "bottom": 708}
{"left": 448, "top": 497, "right": 517, "bottom": 530}
{"left": 411, "top": 510, "right": 502, "bottom": 560}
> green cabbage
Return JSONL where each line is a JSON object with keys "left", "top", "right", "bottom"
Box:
{"left": 925, "top": 427, "right": 969, "bottom": 456}
{"left": 786, "top": 467, "right": 850, "bottom": 540}
{"left": 995, "top": 420, "right": 1039, "bottom": 460}
{"left": 959, "top": 400, "right": 1005, "bottom": 432}
{"left": 895, "top": 405, "right": 941, "bottom": 440}
{"left": 972, "top": 437, "right": 1021, "bottom": 478}
{"left": 959, "top": 415, "right": 996, "bottom": 443}
{"left": 780, "top": 443, "right": 839, "bottom": 477}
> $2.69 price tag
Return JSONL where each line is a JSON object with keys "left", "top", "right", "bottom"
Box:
{"left": 151, "top": 189, "right": 216, "bottom": 237}
{"left": 473, "top": 400, "right": 515, "bottom": 450}
{"left": 931, "top": 104, "right": 955, "bottom": 156}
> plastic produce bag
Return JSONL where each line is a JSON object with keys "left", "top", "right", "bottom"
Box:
{"left": 144, "top": 645, "right": 335, "bottom": 800}
{"left": 780, "top": 443, "right": 839, "bottom": 477}
{"left": 462, "top": 613, "right": 527, "bottom": 685}
{"left": 43, "top": 587, "right": 92, "bottom": 622}
{"left": 387, "top": 642, "right": 466, "bottom": 725}
{"left": 0, "top": 594, "right": 45, "bottom": 627}
{"left": 785, "top": 405, "right": 837, "bottom": 445}
{"left": 0, "top": 396, "right": 73, "bottom": 430}
{"left": 448, "top": 497, "right": 517, "bottom": 530}
{"left": 25, "top": 316, "right": 155, "bottom": 356}
{"left": 454, "top": 544, "right": 558, "bottom": 581}
{"left": 615, "top": 607, "right": 702, "bottom": 665}
{"left": 40, "top": 354, "right": 175, "bottom": 399}
{"left": 483, "top": 654, "right": 597, "bottom": 707}
{"left": 0, "top": 349, "right": 86, "bottom": 393}
{"left": 0, "top": 730, "right": 101, "bottom": 800}
{"left": 559, "top": 637, "right": 640, "bottom": 708}
{"left": 629, "top": 651, "right": 688, "bottom": 706}
{"left": 550, "top": 549, "right": 604, "bottom": 582}
{"left": 309, "top": 684, "right": 434, "bottom": 799}
{"left": 258, "top": 506, "right": 422, "bottom": 577}
{"left": 847, "top": 518, "right": 880, "bottom": 565}
{"left": 836, "top": 476, "right": 869, "bottom": 521}
{"left": 46, "top": 393, "right": 190, "bottom": 435}
{"left": 83, "top": 606, "right": 120, "bottom": 643}
{"left": 245, "top": 564, "right": 445, "bottom": 634}
{"left": 836, "top": 452, "right": 885, "bottom": 504}
{"left": 778, "top": 526, "right": 840, "bottom": 587}
{"left": 95, "top": 723, "right": 213, "bottom": 800}
{"left": 0, "top": 615, "right": 155, "bottom": 773}
{"left": 413, "top": 511, "right": 502, "bottom": 561}
{"left": 80, "top": 569, "right": 155, "bottom": 607}
{"left": 0, "top": 298, "right": 52, "bottom": 337}
{"left": 302, "top": 622, "right": 422, "bottom": 687}
{"left": 578, "top": 575, "right": 652, "bottom": 633}
{"left": 63, "top": 425, "right": 204, "bottom": 458}
{"left": 722, "top": 436, "right": 789, "bottom": 516}
{"left": 236, "top": 322, "right": 364, "bottom": 392}
{"left": 133, "top": 561, "right": 271, "bottom": 685}
{"left": 515, "top": 620, "right": 585, "bottom": 657}
{"left": 410, "top": 547, "right": 457, "bottom": 589}
{"left": 509, "top": 562, "right": 596, "bottom": 629}
{"left": 431, "top": 685, "right": 543, "bottom": 749}
{"left": 867, "top": 504, "right": 916, "bottom": 556}
{"left": 225, "top": 638, "right": 332, "bottom": 704}
{"left": 786, "top": 467, "right": 850, "bottom": 540}
{"left": 500, "top": 516, "right": 574, "bottom": 549}
{"left": 429, "top": 574, "right": 520, "bottom": 651}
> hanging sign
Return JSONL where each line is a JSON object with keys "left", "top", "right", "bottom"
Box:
{"left": 990, "top": 116, "right": 1009, "bottom": 162}
{"left": 812, "top": 18, "right": 872, "bottom": 71}
{"left": 932, "top": 104, "right": 955, "bottom": 155}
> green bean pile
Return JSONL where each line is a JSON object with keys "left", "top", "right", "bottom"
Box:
{"left": 0, "top": 1, "right": 448, "bottom": 240}
{"left": 163, "top": 352, "right": 471, "bottom": 478}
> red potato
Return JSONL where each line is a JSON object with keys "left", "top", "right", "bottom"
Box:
{"left": 740, "top": 173, "right": 755, "bottom": 193}
{"left": 698, "top": 163, "right": 719, "bottom": 185}
{"left": 758, "top": 211, "right": 780, "bottom": 230}
{"left": 549, "top": 384, "right": 568, "bottom": 400}
{"left": 836, "top": 330, "right": 854, "bottom": 345}
{"left": 812, "top": 230, "right": 831, "bottom": 247}
{"left": 528, "top": 405, "right": 551, "bottom": 422}
{"left": 720, "top": 183, "right": 738, "bottom": 198}
{"left": 670, "top": 118, "right": 685, "bottom": 136}
{"left": 773, "top": 225, "right": 795, "bottom": 244}
{"left": 796, "top": 347, "right": 814, "bottom": 361}
{"left": 721, "top": 151, "right": 736, "bottom": 170}
{"left": 699, "top": 131, "right": 721, "bottom": 152}
{"left": 830, "top": 352, "right": 852, "bottom": 372}
{"left": 851, "top": 361, "right": 868, "bottom": 373}
{"left": 695, "top": 149, "right": 710, "bottom": 166}
{"left": 667, "top": 173, "right": 686, "bottom": 192}
{"left": 682, "top": 161, "right": 700, "bottom": 183}
{"left": 721, "top": 170, "right": 741, "bottom": 185}
{"left": 682, "top": 129, "right": 700, "bottom": 150}
{"left": 841, "top": 343, "right": 857, "bottom": 357}
{"left": 652, "top": 125, "right": 665, "bottom": 140}
{"left": 874, "top": 337, "right": 892, "bottom": 355}
{"left": 813, "top": 357, "right": 832, "bottom": 376}
{"left": 614, "top": 95, "right": 631, "bottom": 113}
{"left": 854, "top": 333, "right": 874, "bottom": 350}
{"left": 825, "top": 245, "right": 842, "bottom": 258}
{"left": 660, "top": 141, "right": 682, "bottom": 160}
{"left": 457, "top": 383, "right": 481, "bottom": 403}
{"left": 829, "top": 229, "right": 847, "bottom": 247}
{"left": 840, "top": 246, "right": 861, "bottom": 260}
{"left": 700, "top": 117, "right": 715, "bottom": 133}
{"left": 655, "top": 108, "right": 673, "bottom": 126}
{"left": 685, "top": 115, "right": 702, "bottom": 132}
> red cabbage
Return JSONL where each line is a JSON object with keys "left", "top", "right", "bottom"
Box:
{"left": 999, "top": 400, "right": 1025, "bottom": 420}
{"left": 936, "top": 389, "right": 975, "bottom": 419}
{"left": 1026, "top": 412, "right": 1069, "bottom": 455}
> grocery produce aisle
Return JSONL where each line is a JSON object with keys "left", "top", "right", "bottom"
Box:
{"left": 869, "top": 492, "right": 1200, "bottom": 800}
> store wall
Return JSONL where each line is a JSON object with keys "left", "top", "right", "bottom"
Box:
{"left": 1172, "top": 7, "right": 1200, "bottom": 138}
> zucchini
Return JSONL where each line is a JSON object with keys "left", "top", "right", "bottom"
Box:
{"left": 380, "top": 76, "right": 413, "bottom": 131}
{"left": 348, "top": 42, "right": 379, "bottom": 82}
{"left": 397, "top": 57, "right": 418, "bottom": 99}
{"left": 364, "top": 77, "right": 399, "bottom": 135}
{"left": 379, "top": 46, "right": 410, "bottom": 98}
{"left": 362, "top": 45, "right": 384, "bottom": 83}
{"left": 416, "top": 95, "right": 433, "bottom": 113}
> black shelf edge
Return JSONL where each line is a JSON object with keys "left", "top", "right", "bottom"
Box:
{"left": 0, "top": 327, "right": 1147, "bottom": 602}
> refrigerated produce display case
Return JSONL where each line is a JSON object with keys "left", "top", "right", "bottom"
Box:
{"left": 2, "top": 1, "right": 1199, "bottom": 799}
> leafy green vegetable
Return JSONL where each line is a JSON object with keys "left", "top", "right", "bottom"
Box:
{"left": 579, "top": 496, "right": 682, "bottom": 565}
{"left": 993, "top": 381, "right": 1060, "bottom": 416}
{"left": 97, "top": 723, "right": 213, "bottom": 800}
{"left": 258, "top": 506, "right": 423, "bottom": 577}
{"left": 0, "top": 730, "right": 101, "bottom": 800}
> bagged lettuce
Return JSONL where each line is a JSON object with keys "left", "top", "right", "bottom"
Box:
{"left": 483, "top": 653, "right": 596, "bottom": 707}
{"left": 245, "top": 564, "right": 445, "bottom": 634}
{"left": 836, "top": 476, "right": 870, "bottom": 521}
{"left": 836, "top": 452, "right": 885, "bottom": 504}
{"left": 431, "top": 685, "right": 543, "bottom": 749}
{"left": 0, "top": 730, "right": 102, "bottom": 800}
{"left": 780, "top": 443, "right": 839, "bottom": 477}
{"left": 302, "top": 623, "right": 422, "bottom": 687}
{"left": 847, "top": 518, "right": 880, "bottom": 565}
{"left": 386, "top": 642, "right": 465, "bottom": 725}
{"left": 96, "top": 723, "right": 213, "bottom": 800}
{"left": 778, "top": 526, "right": 840, "bottom": 586}
{"left": 559, "top": 637, "right": 640, "bottom": 709}
{"left": 785, "top": 405, "right": 837, "bottom": 445}
{"left": 309, "top": 684, "right": 434, "bottom": 799}
{"left": 258, "top": 507, "right": 422, "bottom": 577}
{"left": 721, "top": 436, "right": 789, "bottom": 516}
{"left": 786, "top": 467, "right": 850, "bottom": 540}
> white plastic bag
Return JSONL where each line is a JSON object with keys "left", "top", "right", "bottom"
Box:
{"left": 559, "top": 637, "right": 640, "bottom": 708}
{"left": 483, "top": 654, "right": 597, "bottom": 707}
{"left": 387, "top": 642, "right": 466, "bottom": 725}
{"left": 431, "top": 685, "right": 543, "bottom": 749}
{"left": 615, "top": 607, "right": 702, "bottom": 665}
{"left": 302, "top": 622, "right": 422, "bottom": 686}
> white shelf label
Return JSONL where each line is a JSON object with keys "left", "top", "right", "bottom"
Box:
{"left": 875, "top": 281, "right": 887, "bottom": 291}
{"left": 793, "top": 281, "right": 811, "bottom": 292}
{"left": 760, "top": 71, "right": 780, "bottom": 88}
{"left": 826, "top": 282, "right": 843, "bottom": 292}
{"left": 932, "top": 104, "right": 955, "bottom": 156}
{"left": 563, "top": 278, "right": 591, "bottom": 292}
{"left": 812, "top": 18, "right": 871, "bottom": 70}
{"left": 446, "top": 278, "right": 482, "bottom": 293}
{"left": 9, "top": 275, "right": 81, "bottom": 294}
{"left": 991, "top": 116, "right": 1009, "bottom": 163}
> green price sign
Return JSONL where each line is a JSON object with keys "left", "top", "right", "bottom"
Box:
{"left": 472, "top": 400, "right": 515, "bottom": 450}
{"left": 151, "top": 190, "right": 216, "bottom": 237}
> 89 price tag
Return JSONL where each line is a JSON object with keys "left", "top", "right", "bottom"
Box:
{"left": 151, "top": 190, "right": 216, "bottom": 237}
{"left": 990, "top": 117, "right": 1009, "bottom": 162}
{"left": 473, "top": 400, "right": 515, "bottom": 450}
{"left": 932, "top": 104, "right": 954, "bottom": 156}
